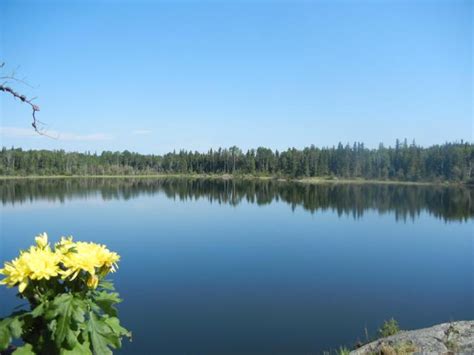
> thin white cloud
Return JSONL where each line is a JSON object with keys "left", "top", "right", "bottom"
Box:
{"left": 0, "top": 127, "right": 36, "bottom": 138}
{"left": 57, "top": 132, "right": 113, "bottom": 141}
{"left": 0, "top": 126, "right": 113, "bottom": 142}
{"left": 132, "top": 129, "right": 152, "bottom": 135}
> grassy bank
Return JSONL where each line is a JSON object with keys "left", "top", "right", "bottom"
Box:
{"left": 0, "top": 174, "right": 467, "bottom": 187}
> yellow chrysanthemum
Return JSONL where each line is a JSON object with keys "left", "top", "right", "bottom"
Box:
{"left": 0, "top": 255, "right": 30, "bottom": 293}
{"left": 61, "top": 241, "right": 120, "bottom": 281}
{"left": 22, "top": 246, "right": 61, "bottom": 281}
{"left": 0, "top": 234, "right": 121, "bottom": 292}
{"left": 0, "top": 244, "right": 60, "bottom": 293}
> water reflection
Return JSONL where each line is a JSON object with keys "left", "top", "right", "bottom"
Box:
{"left": 1, "top": 178, "right": 472, "bottom": 222}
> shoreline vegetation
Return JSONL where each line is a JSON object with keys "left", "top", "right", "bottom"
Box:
{"left": 349, "top": 320, "right": 474, "bottom": 354}
{"left": 2, "top": 141, "right": 472, "bottom": 186}
{"left": 0, "top": 173, "right": 470, "bottom": 187}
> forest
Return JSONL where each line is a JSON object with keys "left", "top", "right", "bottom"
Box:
{"left": 1, "top": 140, "right": 473, "bottom": 182}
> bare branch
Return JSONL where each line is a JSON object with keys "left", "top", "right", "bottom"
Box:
{"left": 0, "top": 83, "right": 49, "bottom": 136}
{"left": 0, "top": 62, "right": 54, "bottom": 137}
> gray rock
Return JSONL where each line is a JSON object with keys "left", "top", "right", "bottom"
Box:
{"left": 350, "top": 321, "right": 474, "bottom": 354}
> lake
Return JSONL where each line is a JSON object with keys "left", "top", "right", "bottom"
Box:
{"left": 0, "top": 178, "right": 473, "bottom": 354}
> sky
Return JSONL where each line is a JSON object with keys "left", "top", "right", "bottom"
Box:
{"left": 0, "top": 0, "right": 472, "bottom": 154}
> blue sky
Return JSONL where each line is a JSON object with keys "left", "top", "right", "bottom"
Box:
{"left": 0, "top": 0, "right": 472, "bottom": 153}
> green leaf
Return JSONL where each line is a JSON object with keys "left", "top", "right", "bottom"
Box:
{"left": 45, "top": 294, "right": 86, "bottom": 349}
{"left": 48, "top": 319, "right": 57, "bottom": 335}
{"left": 72, "top": 306, "right": 86, "bottom": 324}
{"left": 9, "top": 318, "right": 23, "bottom": 339}
{"left": 12, "top": 343, "right": 35, "bottom": 355}
{"left": 92, "top": 291, "right": 121, "bottom": 317}
{"left": 31, "top": 302, "right": 47, "bottom": 318}
{"left": 103, "top": 317, "right": 131, "bottom": 338}
{"left": 46, "top": 295, "right": 74, "bottom": 347}
{"left": 87, "top": 312, "right": 113, "bottom": 355}
{"left": 65, "top": 329, "right": 79, "bottom": 349}
{"left": 97, "top": 280, "right": 115, "bottom": 291}
{"left": 0, "top": 325, "right": 11, "bottom": 351}
{"left": 60, "top": 338, "right": 92, "bottom": 355}
{"left": 0, "top": 316, "right": 25, "bottom": 351}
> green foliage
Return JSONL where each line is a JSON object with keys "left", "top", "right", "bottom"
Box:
{"left": 337, "top": 346, "right": 351, "bottom": 355}
{"left": 13, "top": 344, "right": 35, "bottom": 355}
{"left": 92, "top": 291, "right": 121, "bottom": 317}
{"left": 378, "top": 341, "right": 417, "bottom": 354}
{"left": 45, "top": 294, "right": 86, "bottom": 348}
{"left": 378, "top": 318, "right": 400, "bottom": 338}
{"left": 0, "top": 279, "right": 130, "bottom": 354}
{"left": 0, "top": 314, "right": 26, "bottom": 350}
{"left": 1, "top": 140, "right": 473, "bottom": 182}
{"left": 0, "top": 235, "right": 129, "bottom": 354}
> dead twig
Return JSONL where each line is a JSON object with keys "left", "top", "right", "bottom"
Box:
{"left": 0, "top": 62, "right": 54, "bottom": 138}
{"left": 0, "top": 83, "right": 45, "bottom": 134}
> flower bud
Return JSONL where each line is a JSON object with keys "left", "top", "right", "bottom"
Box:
{"left": 35, "top": 233, "right": 48, "bottom": 249}
{"left": 87, "top": 275, "right": 99, "bottom": 289}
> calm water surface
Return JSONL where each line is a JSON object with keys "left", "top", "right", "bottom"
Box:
{"left": 1, "top": 178, "right": 473, "bottom": 354}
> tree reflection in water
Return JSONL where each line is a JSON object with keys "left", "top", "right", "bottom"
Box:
{"left": 1, "top": 178, "right": 472, "bottom": 222}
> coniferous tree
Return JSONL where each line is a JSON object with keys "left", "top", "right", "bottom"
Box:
{"left": 0, "top": 141, "right": 472, "bottom": 182}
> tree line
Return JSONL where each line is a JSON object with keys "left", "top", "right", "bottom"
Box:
{"left": 1, "top": 140, "right": 473, "bottom": 182}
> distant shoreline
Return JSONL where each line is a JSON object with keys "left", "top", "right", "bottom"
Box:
{"left": 0, "top": 174, "right": 469, "bottom": 187}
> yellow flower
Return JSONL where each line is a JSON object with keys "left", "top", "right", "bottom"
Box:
{"left": 0, "top": 249, "right": 59, "bottom": 293}
{"left": 22, "top": 246, "right": 61, "bottom": 281}
{"left": 61, "top": 241, "right": 120, "bottom": 281}
{"left": 0, "top": 234, "right": 120, "bottom": 293}
{"left": 0, "top": 256, "right": 30, "bottom": 293}
{"left": 35, "top": 232, "right": 49, "bottom": 249}
{"left": 0, "top": 242, "right": 61, "bottom": 293}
